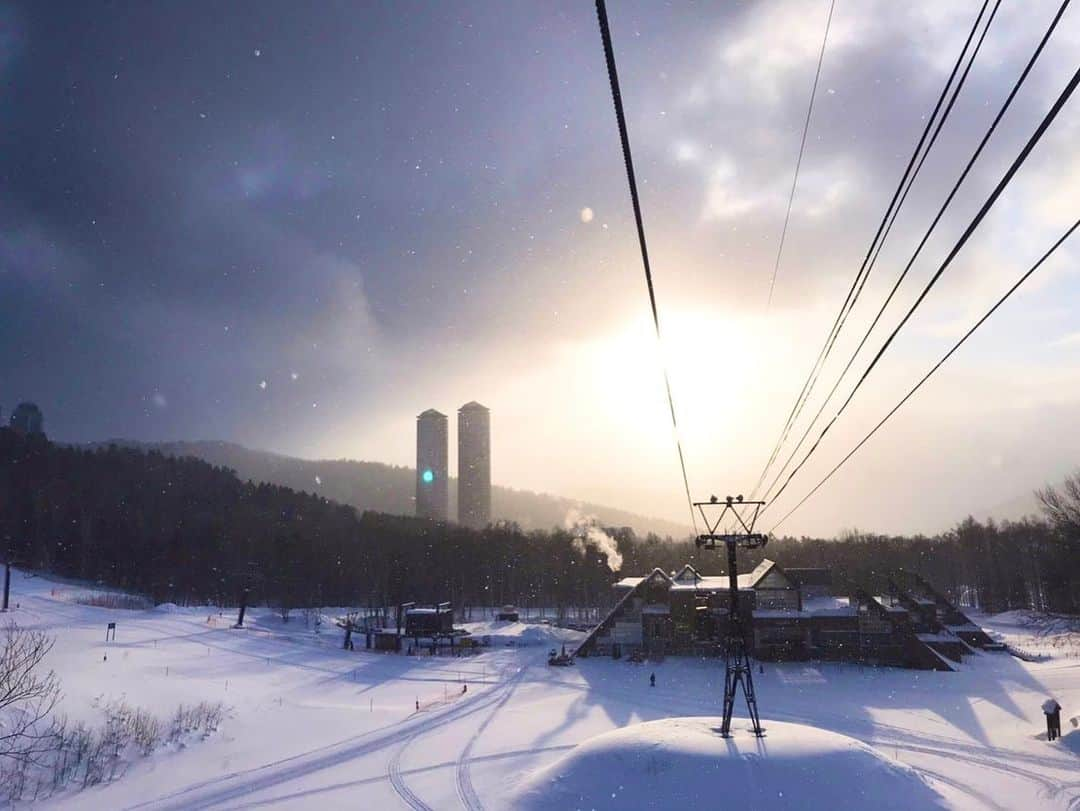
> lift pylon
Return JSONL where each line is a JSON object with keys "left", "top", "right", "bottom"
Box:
{"left": 694, "top": 495, "right": 768, "bottom": 737}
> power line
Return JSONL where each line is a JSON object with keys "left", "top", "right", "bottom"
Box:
{"left": 751, "top": 0, "right": 994, "bottom": 498}
{"left": 763, "top": 0, "right": 1067, "bottom": 501}
{"left": 765, "top": 0, "right": 837, "bottom": 309}
{"left": 768, "top": 218, "right": 1079, "bottom": 534}
{"left": 765, "top": 64, "right": 1080, "bottom": 512}
{"left": 595, "top": 0, "right": 698, "bottom": 535}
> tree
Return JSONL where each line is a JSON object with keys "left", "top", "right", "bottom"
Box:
{"left": 0, "top": 624, "right": 60, "bottom": 771}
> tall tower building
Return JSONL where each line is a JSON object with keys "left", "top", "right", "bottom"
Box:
{"left": 458, "top": 401, "right": 491, "bottom": 529}
{"left": 9, "top": 402, "right": 43, "bottom": 436}
{"left": 416, "top": 409, "right": 448, "bottom": 520}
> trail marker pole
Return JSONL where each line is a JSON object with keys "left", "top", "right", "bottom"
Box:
{"left": 694, "top": 495, "right": 768, "bottom": 737}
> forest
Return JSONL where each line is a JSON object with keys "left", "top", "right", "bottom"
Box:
{"left": 1, "top": 429, "right": 1077, "bottom": 616}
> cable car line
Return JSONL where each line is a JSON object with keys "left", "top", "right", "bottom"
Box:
{"left": 751, "top": 0, "right": 994, "bottom": 498}
{"left": 764, "top": 63, "right": 1080, "bottom": 513}
{"left": 595, "top": 0, "right": 699, "bottom": 535}
{"left": 765, "top": 0, "right": 837, "bottom": 310}
{"left": 761, "top": 0, "right": 1067, "bottom": 502}
{"left": 767, "top": 218, "right": 1079, "bottom": 534}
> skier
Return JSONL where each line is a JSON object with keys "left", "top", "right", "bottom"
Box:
{"left": 649, "top": 672, "right": 656, "bottom": 687}
{"left": 1043, "top": 698, "right": 1062, "bottom": 741}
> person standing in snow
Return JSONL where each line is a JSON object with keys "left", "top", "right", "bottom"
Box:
{"left": 1043, "top": 698, "right": 1061, "bottom": 740}
{"left": 650, "top": 672, "right": 655, "bottom": 687}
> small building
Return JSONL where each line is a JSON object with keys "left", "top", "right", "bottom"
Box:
{"left": 496, "top": 605, "right": 519, "bottom": 622}
{"left": 404, "top": 603, "right": 454, "bottom": 637}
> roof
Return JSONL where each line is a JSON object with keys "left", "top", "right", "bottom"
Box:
{"left": 672, "top": 564, "right": 702, "bottom": 583}
{"left": 418, "top": 408, "right": 447, "bottom": 419}
{"left": 577, "top": 568, "right": 672, "bottom": 655}
{"left": 745, "top": 559, "right": 779, "bottom": 588}
{"left": 802, "top": 596, "right": 855, "bottom": 616}
{"left": 459, "top": 401, "right": 489, "bottom": 411}
{"left": 669, "top": 574, "right": 755, "bottom": 592}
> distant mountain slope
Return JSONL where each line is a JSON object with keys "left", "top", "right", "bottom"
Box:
{"left": 91, "top": 439, "right": 691, "bottom": 539}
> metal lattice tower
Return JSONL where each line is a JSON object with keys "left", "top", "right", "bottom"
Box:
{"left": 694, "top": 495, "right": 769, "bottom": 737}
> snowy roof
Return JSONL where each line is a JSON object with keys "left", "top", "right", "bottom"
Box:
{"left": 615, "top": 576, "right": 645, "bottom": 589}
{"left": 641, "top": 604, "right": 671, "bottom": 615}
{"left": 406, "top": 607, "right": 448, "bottom": 615}
{"left": 753, "top": 609, "right": 808, "bottom": 619}
{"left": 669, "top": 575, "right": 754, "bottom": 592}
{"left": 802, "top": 596, "right": 855, "bottom": 616}
{"left": 672, "top": 564, "right": 702, "bottom": 583}
{"left": 917, "top": 632, "right": 959, "bottom": 643}
{"left": 745, "top": 559, "right": 779, "bottom": 587}
{"left": 945, "top": 622, "right": 981, "bottom": 632}
{"left": 874, "top": 597, "right": 909, "bottom": 614}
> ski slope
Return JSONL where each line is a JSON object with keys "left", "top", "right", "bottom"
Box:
{"left": 3, "top": 569, "right": 1078, "bottom": 810}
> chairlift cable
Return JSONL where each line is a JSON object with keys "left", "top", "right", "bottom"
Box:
{"left": 763, "top": 0, "right": 1038, "bottom": 501}
{"left": 768, "top": 219, "right": 1079, "bottom": 533}
{"left": 764, "top": 64, "right": 1080, "bottom": 512}
{"left": 765, "top": 0, "right": 837, "bottom": 310}
{"left": 751, "top": 0, "right": 993, "bottom": 498}
{"left": 595, "top": 0, "right": 699, "bottom": 536}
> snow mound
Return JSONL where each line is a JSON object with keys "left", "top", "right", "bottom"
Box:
{"left": 1061, "top": 727, "right": 1080, "bottom": 756}
{"left": 511, "top": 717, "right": 948, "bottom": 811}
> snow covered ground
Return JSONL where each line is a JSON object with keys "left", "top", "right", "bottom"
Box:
{"left": 3, "top": 569, "right": 1078, "bottom": 810}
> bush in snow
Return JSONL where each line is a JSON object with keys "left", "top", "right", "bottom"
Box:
{"left": 70, "top": 592, "right": 153, "bottom": 610}
{"left": 1, "top": 690, "right": 228, "bottom": 803}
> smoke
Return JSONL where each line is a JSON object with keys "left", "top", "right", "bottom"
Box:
{"left": 564, "top": 508, "right": 623, "bottom": 571}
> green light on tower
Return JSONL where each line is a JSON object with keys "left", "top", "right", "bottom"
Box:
{"left": 421, "top": 468, "right": 435, "bottom": 484}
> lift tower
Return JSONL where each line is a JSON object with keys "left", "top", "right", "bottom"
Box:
{"left": 694, "top": 495, "right": 768, "bottom": 737}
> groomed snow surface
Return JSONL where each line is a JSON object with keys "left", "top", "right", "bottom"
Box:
{"left": 3, "top": 569, "right": 1078, "bottom": 810}
{"left": 512, "top": 718, "right": 947, "bottom": 810}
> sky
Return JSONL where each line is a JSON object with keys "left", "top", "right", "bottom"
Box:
{"left": 2, "top": 0, "right": 1079, "bottom": 538}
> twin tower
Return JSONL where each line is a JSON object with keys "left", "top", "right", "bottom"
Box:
{"left": 416, "top": 401, "right": 491, "bottom": 528}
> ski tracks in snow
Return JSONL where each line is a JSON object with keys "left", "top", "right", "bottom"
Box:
{"left": 455, "top": 665, "right": 527, "bottom": 811}
{"left": 129, "top": 661, "right": 520, "bottom": 811}
{"left": 388, "top": 730, "right": 434, "bottom": 811}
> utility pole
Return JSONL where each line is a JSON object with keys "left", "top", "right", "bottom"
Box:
{"left": 694, "top": 495, "right": 768, "bottom": 737}
{"left": 2, "top": 559, "right": 10, "bottom": 612}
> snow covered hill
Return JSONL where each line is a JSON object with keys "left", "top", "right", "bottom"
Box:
{"left": 2, "top": 570, "right": 1077, "bottom": 809}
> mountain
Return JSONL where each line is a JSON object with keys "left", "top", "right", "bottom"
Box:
{"left": 88, "top": 439, "right": 692, "bottom": 539}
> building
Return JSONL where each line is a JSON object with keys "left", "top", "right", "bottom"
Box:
{"left": 9, "top": 402, "right": 44, "bottom": 436}
{"left": 404, "top": 603, "right": 455, "bottom": 637}
{"left": 575, "top": 559, "right": 996, "bottom": 670}
{"left": 457, "top": 401, "right": 491, "bottom": 528}
{"left": 416, "top": 409, "right": 449, "bottom": 520}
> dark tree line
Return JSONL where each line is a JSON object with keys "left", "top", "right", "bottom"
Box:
{"left": 0, "top": 431, "right": 621, "bottom": 614}
{"left": 1, "top": 429, "right": 1077, "bottom": 615}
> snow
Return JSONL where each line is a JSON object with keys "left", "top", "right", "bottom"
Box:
{"left": 2, "top": 569, "right": 1079, "bottom": 810}
{"left": 510, "top": 717, "right": 948, "bottom": 810}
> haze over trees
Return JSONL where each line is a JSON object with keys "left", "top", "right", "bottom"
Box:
{"left": 1, "top": 430, "right": 1077, "bottom": 615}
{"left": 91, "top": 440, "right": 691, "bottom": 539}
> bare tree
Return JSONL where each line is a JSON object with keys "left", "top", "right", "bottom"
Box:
{"left": 0, "top": 623, "right": 61, "bottom": 764}
{"left": 1038, "top": 472, "right": 1080, "bottom": 531}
